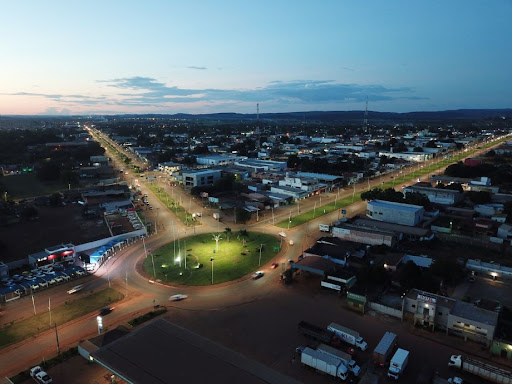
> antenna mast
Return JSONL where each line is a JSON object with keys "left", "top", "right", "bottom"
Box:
{"left": 256, "top": 103, "right": 260, "bottom": 121}
{"left": 363, "top": 96, "right": 369, "bottom": 134}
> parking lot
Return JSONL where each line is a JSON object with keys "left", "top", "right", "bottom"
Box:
{"left": 0, "top": 264, "right": 88, "bottom": 302}
{"left": 464, "top": 275, "right": 512, "bottom": 308}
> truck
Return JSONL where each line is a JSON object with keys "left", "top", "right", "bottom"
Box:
{"left": 373, "top": 331, "right": 398, "bottom": 366}
{"left": 327, "top": 323, "right": 368, "bottom": 351}
{"left": 317, "top": 343, "right": 361, "bottom": 376}
{"left": 319, "top": 224, "right": 331, "bottom": 232}
{"left": 299, "top": 346, "right": 349, "bottom": 381}
{"left": 30, "top": 366, "right": 53, "bottom": 384}
{"left": 448, "top": 354, "right": 512, "bottom": 384}
{"left": 387, "top": 348, "right": 409, "bottom": 380}
{"left": 298, "top": 321, "right": 339, "bottom": 346}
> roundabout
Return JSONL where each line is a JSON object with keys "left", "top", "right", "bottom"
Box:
{"left": 141, "top": 231, "right": 281, "bottom": 286}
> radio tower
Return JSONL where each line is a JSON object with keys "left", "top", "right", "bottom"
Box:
{"left": 256, "top": 103, "right": 260, "bottom": 122}
{"left": 363, "top": 96, "right": 369, "bottom": 134}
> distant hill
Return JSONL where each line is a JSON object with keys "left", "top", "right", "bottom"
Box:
{"left": 111, "top": 109, "right": 512, "bottom": 123}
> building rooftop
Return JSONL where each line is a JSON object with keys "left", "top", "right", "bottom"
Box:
{"left": 451, "top": 300, "right": 499, "bottom": 326}
{"left": 92, "top": 318, "right": 300, "bottom": 384}
{"left": 351, "top": 217, "right": 431, "bottom": 237}
{"left": 369, "top": 199, "right": 423, "bottom": 212}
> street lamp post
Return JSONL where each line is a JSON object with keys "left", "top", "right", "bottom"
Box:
{"left": 210, "top": 257, "right": 214, "bottom": 285}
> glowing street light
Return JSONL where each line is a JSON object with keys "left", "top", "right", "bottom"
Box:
{"left": 96, "top": 316, "right": 103, "bottom": 334}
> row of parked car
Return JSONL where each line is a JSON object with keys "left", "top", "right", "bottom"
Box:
{"left": 0, "top": 263, "right": 87, "bottom": 295}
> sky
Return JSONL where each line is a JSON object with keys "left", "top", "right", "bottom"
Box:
{"left": 0, "top": 0, "right": 511, "bottom": 115}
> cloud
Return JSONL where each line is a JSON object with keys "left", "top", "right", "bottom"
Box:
{"left": 187, "top": 66, "right": 207, "bottom": 70}
{"left": 6, "top": 77, "right": 425, "bottom": 113}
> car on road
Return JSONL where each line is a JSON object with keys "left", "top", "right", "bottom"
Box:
{"left": 67, "top": 284, "right": 84, "bottom": 294}
{"left": 271, "top": 263, "right": 279, "bottom": 269}
{"left": 251, "top": 271, "right": 264, "bottom": 280}
{"left": 169, "top": 294, "right": 188, "bottom": 301}
{"left": 468, "top": 275, "right": 475, "bottom": 283}
{"left": 98, "top": 307, "right": 114, "bottom": 316}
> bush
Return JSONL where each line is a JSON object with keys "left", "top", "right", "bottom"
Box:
{"left": 128, "top": 308, "right": 167, "bottom": 327}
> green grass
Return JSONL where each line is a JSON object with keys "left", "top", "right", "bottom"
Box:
{"left": 147, "top": 183, "right": 198, "bottom": 227}
{"left": 128, "top": 308, "right": 167, "bottom": 327}
{"left": 2, "top": 174, "right": 66, "bottom": 199}
{"left": 143, "top": 232, "right": 281, "bottom": 286}
{"left": 0, "top": 287, "right": 124, "bottom": 347}
{"left": 276, "top": 135, "right": 510, "bottom": 228}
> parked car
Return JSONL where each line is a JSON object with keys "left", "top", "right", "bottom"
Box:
{"left": 251, "top": 271, "right": 264, "bottom": 280}
{"left": 54, "top": 276, "right": 64, "bottom": 283}
{"left": 38, "top": 281, "right": 48, "bottom": 288}
{"left": 67, "top": 285, "right": 84, "bottom": 294}
{"left": 30, "top": 366, "right": 53, "bottom": 384}
{"left": 468, "top": 275, "right": 475, "bottom": 283}
{"left": 169, "top": 294, "right": 188, "bottom": 301}
{"left": 30, "top": 284, "right": 40, "bottom": 290}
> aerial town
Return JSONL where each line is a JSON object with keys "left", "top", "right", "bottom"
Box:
{"left": 1, "top": 112, "right": 512, "bottom": 384}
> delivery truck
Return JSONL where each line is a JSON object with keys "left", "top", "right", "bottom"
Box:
{"left": 387, "top": 348, "right": 409, "bottom": 380}
{"left": 327, "top": 323, "right": 368, "bottom": 351}
{"left": 373, "top": 331, "right": 398, "bottom": 366}
{"left": 299, "top": 346, "right": 349, "bottom": 381}
{"left": 448, "top": 354, "right": 512, "bottom": 384}
{"left": 317, "top": 343, "right": 361, "bottom": 376}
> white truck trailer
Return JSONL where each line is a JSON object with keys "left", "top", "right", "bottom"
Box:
{"left": 387, "top": 348, "right": 409, "bottom": 380}
{"left": 317, "top": 343, "right": 361, "bottom": 376}
{"left": 327, "top": 323, "right": 368, "bottom": 351}
{"left": 300, "top": 346, "right": 349, "bottom": 381}
{"left": 448, "top": 354, "right": 512, "bottom": 384}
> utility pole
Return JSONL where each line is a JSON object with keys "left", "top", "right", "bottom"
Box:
{"left": 54, "top": 323, "right": 61, "bottom": 355}
{"left": 259, "top": 243, "right": 265, "bottom": 266}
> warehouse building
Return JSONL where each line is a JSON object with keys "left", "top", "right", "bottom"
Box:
{"left": 366, "top": 200, "right": 424, "bottom": 227}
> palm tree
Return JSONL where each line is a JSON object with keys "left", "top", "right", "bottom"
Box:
{"left": 224, "top": 227, "right": 232, "bottom": 242}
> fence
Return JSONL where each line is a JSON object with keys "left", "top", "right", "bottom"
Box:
{"left": 369, "top": 301, "right": 403, "bottom": 320}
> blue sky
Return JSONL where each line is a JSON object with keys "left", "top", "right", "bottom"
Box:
{"left": 0, "top": 0, "right": 510, "bottom": 115}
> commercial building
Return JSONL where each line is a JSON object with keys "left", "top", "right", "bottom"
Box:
{"left": 366, "top": 200, "right": 424, "bottom": 227}
{"left": 402, "top": 185, "right": 463, "bottom": 205}
{"left": 403, "top": 289, "right": 498, "bottom": 346}
{"left": 181, "top": 169, "right": 222, "bottom": 188}
{"left": 332, "top": 222, "right": 398, "bottom": 247}
{"left": 85, "top": 318, "right": 300, "bottom": 384}
{"left": 234, "top": 159, "right": 287, "bottom": 172}
{"left": 378, "top": 151, "right": 432, "bottom": 162}
{"left": 196, "top": 154, "right": 244, "bottom": 166}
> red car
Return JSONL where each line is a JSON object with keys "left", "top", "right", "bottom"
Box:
{"left": 346, "top": 347, "right": 356, "bottom": 356}
{"left": 271, "top": 263, "right": 279, "bottom": 269}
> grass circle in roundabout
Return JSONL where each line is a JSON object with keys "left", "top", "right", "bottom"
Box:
{"left": 142, "top": 231, "right": 282, "bottom": 286}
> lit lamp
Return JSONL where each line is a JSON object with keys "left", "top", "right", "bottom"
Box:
{"left": 96, "top": 316, "right": 103, "bottom": 335}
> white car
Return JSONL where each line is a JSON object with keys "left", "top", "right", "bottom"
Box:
{"left": 251, "top": 271, "right": 264, "bottom": 280}
{"left": 67, "top": 284, "right": 84, "bottom": 294}
{"left": 169, "top": 294, "right": 188, "bottom": 301}
{"left": 54, "top": 276, "right": 64, "bottom": 283}
{"left": 30, "top": 284, "right": 40, "bottom": 290}
{"left": 30, "top": 366, "right": 53, "bottom": 383}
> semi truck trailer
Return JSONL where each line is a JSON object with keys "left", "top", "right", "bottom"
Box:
{"left": 327, "top": 323, "right": 368, "bottom": 351}
{"left": 298, "top": 321, "right": 340, "bottom": 347}
{"left": 373, "top": 331, "right": 398, "bottom": 366}
{"left": 448, "top": 354, "right": 512, "bottom": 384}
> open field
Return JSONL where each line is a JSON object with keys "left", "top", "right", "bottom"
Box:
{"left": 142, "top": 232, "right": 281, "bottom": 286}
{"left": 0, "top": 288, "right": 124, "bottom": 347}
{"left": 2, "top": 174, "right": 66, "bottom": 200}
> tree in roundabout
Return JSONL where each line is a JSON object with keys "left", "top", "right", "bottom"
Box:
{"left": 142, "top": 231, "right": 281, "bottom": 286}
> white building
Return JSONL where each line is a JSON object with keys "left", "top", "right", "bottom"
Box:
{"left": 181, "top": 169, "right": 222, "bottom": 188}
{"left": 196, "top": 154, "right": 244, "bottom": 166}
{"left": 366, "top": 200, "right": 424, "bottom": 227}
{"left": 378, "top": 151, "right": 432, "bottom": 162}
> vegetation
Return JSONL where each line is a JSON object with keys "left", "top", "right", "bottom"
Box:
{"left": 142, "top": 232, "right": 280, "bottom": 285}
{"left": 361, "top": 187, "right": 431, "bottom": 208}
{"left": 128, "top": 308, "right": 167, "bottom": 327}
{"left": 0, "top": 288, "right": 124, "bottom": 347}
{"left": 9, "top": 347, "right": 79, "bottom": 384}
{"left": 146, "top": 183, "right": 198, "bottom": 227}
